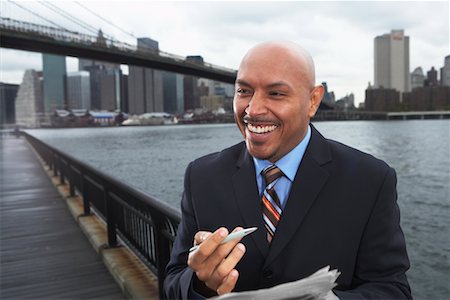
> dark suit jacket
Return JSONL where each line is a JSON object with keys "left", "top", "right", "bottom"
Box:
{"left": 164, "top": 125, "right": 411, "bottom": 299}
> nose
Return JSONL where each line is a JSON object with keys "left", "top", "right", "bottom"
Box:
{"left": 245, "top": 92, "right": 267, "bottom": 116}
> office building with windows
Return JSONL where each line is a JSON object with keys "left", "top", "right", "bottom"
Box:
{"left": 42, "top": 53, "right": 66, "bottom": 113}
{"left": 374, "top": 30, "right": 410, "bottom": 93}
{"left": 66, "top": 71, "right": 91, "bottom": 109}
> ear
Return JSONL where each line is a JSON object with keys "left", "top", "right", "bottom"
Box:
{"left": 308, "top": 85, "right": 324, "bottom": 117}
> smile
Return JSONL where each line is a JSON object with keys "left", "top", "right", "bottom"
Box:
{"left": 246, "top": 123, "right": 278, "bottom": 134}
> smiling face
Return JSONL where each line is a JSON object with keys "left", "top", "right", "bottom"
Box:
{"left": 233, "top": 42, "right": 324, "bottom": 163}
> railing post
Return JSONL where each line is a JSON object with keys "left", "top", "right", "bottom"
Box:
{"left": 104, "top": 182, "right": 117, "bottom": 247}
{"left": 59, "top": 160, "right": 65, "bottom": 185}
{"left": 69, "top": 166, "right": 75, "bottom": 197}
{"left": 81, "top": 172, "right": 91, "bottom": 216}
{"left": 53, "top": 153, "right": 57, "bottom": 176}
{"left": 154, "top": 216, "right": 171, "bottom": 299}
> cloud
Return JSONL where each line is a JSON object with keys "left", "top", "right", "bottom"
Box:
{"left": 1, "top": 0, "right": 448, "bottom": 104}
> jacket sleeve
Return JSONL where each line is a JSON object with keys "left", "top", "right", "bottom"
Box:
{"left": 164, "top": 162, "right": 204, "bottom": 299}
{"left": 335, "top": 167, "right": 412, "bottom": 299}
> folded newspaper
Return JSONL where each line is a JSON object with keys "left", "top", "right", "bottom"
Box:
{"left": 214, "top": 266, "right": 340, "bottom": 300}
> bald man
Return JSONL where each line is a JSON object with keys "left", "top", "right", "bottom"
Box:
{"left": 164, "top": 41, "right": 411, "bottom": 299}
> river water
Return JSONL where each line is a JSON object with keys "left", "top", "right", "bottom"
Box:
{"left": 27, "top": 120, "right": 450, "bottom": 300}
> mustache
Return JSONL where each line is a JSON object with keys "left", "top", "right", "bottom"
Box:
{"left": 243, "top": 115, "right": 278, "bottom": 124}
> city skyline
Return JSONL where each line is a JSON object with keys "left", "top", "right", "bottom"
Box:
{"left": 1, "top": 1, "right": 449, "bottom": 105}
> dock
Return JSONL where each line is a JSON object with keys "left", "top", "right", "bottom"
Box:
{"left": 1, "top": 136, "right": 159, "bottom": 299}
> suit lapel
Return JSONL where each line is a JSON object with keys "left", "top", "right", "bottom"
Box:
{"left": 232, "top": 146, "right": 269, "bottom": 257}
{"left": 264, "top": 125, "right": 332, "bottom": 267}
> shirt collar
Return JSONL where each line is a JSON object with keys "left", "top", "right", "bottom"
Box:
{"left": 253, "top": 125, "right": 311, "bottom": 181}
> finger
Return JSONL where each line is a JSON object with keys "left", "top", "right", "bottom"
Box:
{"left": 193, "top": 231, "right": 212, "bottom": 246}
{"left": 188, "top": 227, "right": 228, "bottom": 267}
{"left": 209, "top": 243, "right": 246, "bottom": 287}
{"left": 200, "top": 227, "right": 244, "bottom": 275}
{"left": 216, "top": 269, "right": 239, "bottom": 295}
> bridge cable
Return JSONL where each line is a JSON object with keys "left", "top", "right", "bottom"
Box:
{"left": 37, "top": 1, "right": 100, "bottom": 36}
{"left": 74, "top": 1, "right": 137, "bottom": 40}
{"left": 6, "top": 0, "right": 66, "bottom": 29}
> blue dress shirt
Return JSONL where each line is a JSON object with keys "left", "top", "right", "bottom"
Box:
{"left": 253, "top": 125, "right": 311, "bottom": 208}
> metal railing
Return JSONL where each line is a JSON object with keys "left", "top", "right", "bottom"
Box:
{"left": 23, "top": 132, "right": 181, "bottom": 299}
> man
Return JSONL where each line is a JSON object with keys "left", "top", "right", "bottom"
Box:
{"left": 164, "top": 41, "right": 411, "bottom": 299}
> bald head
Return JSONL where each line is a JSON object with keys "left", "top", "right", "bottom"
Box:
{"left": 238, "top": 41, "right": 316, "bottom": 90}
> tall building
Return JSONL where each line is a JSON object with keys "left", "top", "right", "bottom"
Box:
{"left": 426, "top": 67, "right": 438, "bottom": 86}
{"left": 374, "top": 30, "right": 410, "bottom": 93}
{"left": 441, "top": 55, "right": 450, "bottom": 86}
{"left": 163, "top": 72, "right": 184, "bottom": 114}
{"left": 66, "top": 71, "right": 91, "bottom": 109}
{"left": 42, "top": 53, "right": 66, "bottom": 113}
{"left": 411, "top": 67, "right": 425, "bottom": 90}
{"left": 321, "top": 82, "right": 336, "bottom": 105}
{"left": 0, "top": 83, "right": 19, "bottom": 125}
{"left": 15, "top": 70, "right": 44, "bottom": 127}
{"left": 183, "top": 56, "right": 205, "bottom": 110}
{"left": 100, "top": 68, "right": 122, "bottom": 111}
{"left": 127, "top": 38, "right": 163, "bottom": 114}
{"left": 79, "top": 58, "right": 122, "bottom": 111}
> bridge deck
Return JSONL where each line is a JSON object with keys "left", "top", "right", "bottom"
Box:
{"left": 0, "top": 136, "right": 125, "bottom": 299}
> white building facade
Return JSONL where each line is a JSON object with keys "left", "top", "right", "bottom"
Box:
{"left": 374, "top": 30, "right": 410, "bottom": 93}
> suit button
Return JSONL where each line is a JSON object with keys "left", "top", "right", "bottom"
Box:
{"left": 263, "top": 269, "right": 273, "bottom": 279}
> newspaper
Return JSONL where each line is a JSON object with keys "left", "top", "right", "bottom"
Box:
{"left": 214, "top": 266, "right": 340, "bottom": 300}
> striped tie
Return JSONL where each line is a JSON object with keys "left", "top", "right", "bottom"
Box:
{"left": 262, "top": 165, "right": 283, "bottom": 243}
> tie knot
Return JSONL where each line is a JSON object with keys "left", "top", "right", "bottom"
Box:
{"left": 262, "top": 165, "right": 283, "bottom": 185}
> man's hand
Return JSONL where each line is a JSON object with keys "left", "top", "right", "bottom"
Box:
{"left": 188, "top": 227, "right": 247, "bottom": 296}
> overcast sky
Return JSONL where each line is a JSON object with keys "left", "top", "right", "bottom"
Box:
{"left": 1, "top": 0, "right": 449, "bottom": 105}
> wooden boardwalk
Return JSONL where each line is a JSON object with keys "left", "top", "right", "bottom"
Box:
{"left": 0, "top": 136, "right": 126, "bottom": 300}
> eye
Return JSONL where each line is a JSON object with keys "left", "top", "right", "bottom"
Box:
{"left": 236, "top": 88, "right": 253, "bottom": 96}
{"left": 269, "top": 91, "right": 286, "bottom": 97}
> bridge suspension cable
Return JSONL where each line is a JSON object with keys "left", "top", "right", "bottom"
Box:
{"left": 74, "top": 1, "right": 137, "bottom": 40}
{"left": 37, "top": 1, "right": 112, "bottom": 39}
{"left": 6, "top": 0, "right": 66, "bottom": 30}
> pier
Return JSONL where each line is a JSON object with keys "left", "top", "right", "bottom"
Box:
{"left": 1, "top": 134, "right": 179, "bottom": 299}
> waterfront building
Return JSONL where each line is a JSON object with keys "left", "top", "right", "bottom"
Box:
{"left": 403, "top": 86, "right": 450, "bottom": 111}
{"left": 0, "top": 83, "right": 19, "bottom": 125}
{"left": 200, "top": 95, "right": 224, "bottom": 112}
{"left": 15, "top": 70, "right": 44, "bottom": 127}
{"left": 335, "top": 93, "right": 355, "bottom": 110}
{"left": 321, "top": 82, "right": 336, "bottom": 106}
{"left": 163, "top": 72, "right": 184, "bottom": 114}
{"left": 66, "top": 71, "right": 91, "bottom": 110}
{"left": 184, "top": 56, "right": 205, "bottom": 110}
{"left": 425, "top": 67, "right": 438, "bottom": 86}
{"left": 411, "top": 67, "right": 425, "bottom": 90}
{"left": 128, "top": 38, "right": 163, "bottom": 114}
{"left": 100, "top": 68, "right": 122, "bottom": 111}
{"left": 441, "top": 55, "right": 450, "bottom": 86}
{"left": 42, "top": 53, "right": 66, "bottom": 114}
{"left": 374, "top": 30, "right": 410, "bottom": 93}
{"left": 79, "top": 57, "right": 123, "bottom": 111}
{"left": 365, "top": 87, "right": 400, "bottom": 111}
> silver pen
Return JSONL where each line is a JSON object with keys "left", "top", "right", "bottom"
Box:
{"left": 189, "top": 227, "right": 258, "bottom": 252}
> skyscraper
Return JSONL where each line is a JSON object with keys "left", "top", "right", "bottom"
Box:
{"left": 15, "top": 70, "right": 44, "bottom": 127}
{"left": 127, "top": 38, "right": 164, "bottom": 114}
{"left": 42, "top": 53, "right": 66, "bottom": 113}
{"left": 163, "top": 72, "right": 184, "bottom": 114}
{"left": 374, "top": 30, "right": 410, "bottom": 93}
{"left": 441, "top": 55, "right": 450, "bottom": 86}
{"left": 79, "top": 58, "right": 122, "bottom": 111}
{"left": 410, "top": 67, "right": 425, "bottom": 90}
{"left": 66, "top": 71, "right": 91, "bottom": 109}
{"left": 0, "top": 83, "right": 19, "bottom": 125}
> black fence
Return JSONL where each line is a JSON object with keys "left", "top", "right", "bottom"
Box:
{"left": 24, "top": 132, "right": 181, "bottom": 299}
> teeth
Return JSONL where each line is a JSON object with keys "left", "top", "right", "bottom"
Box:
{"left": 247, "top": 123, "right": 277, "bottom": 134}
